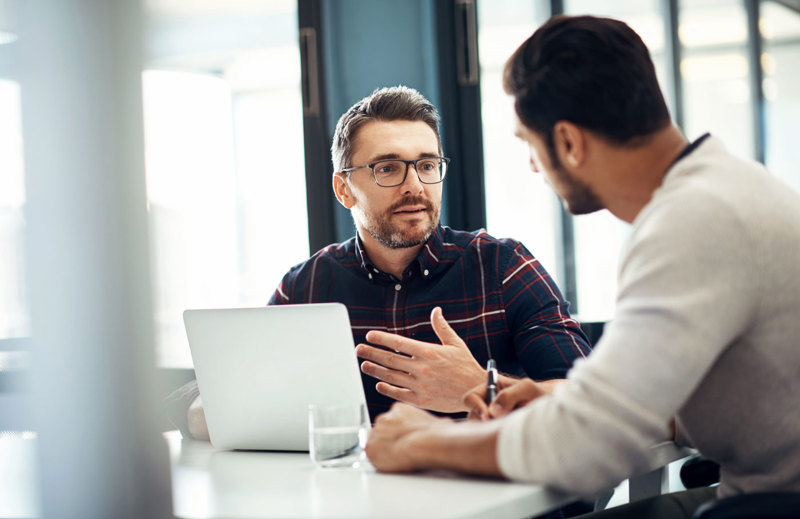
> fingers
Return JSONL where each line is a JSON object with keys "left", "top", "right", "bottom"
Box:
{"left": 365, "top": 330, "right": 429, "bottom": 356}
{"left": 360, "top": 360, "right": 412, "bottom": 387}
{"left": 356, "top": 343, "right": 414, "bottom": 372}
{"left": 375, "top": 382, "right": 418, "bottom": 406}
{"left": 430, "top": 307, "right": 466, "bottom": 347}
{"left": 463, "top": 392, "right": 491, "bottom": 421}
{"left": 490, "top": 378, "right": 546, "bottom": 418}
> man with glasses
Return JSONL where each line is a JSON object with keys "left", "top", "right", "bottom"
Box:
{"left": 170, "top": 86, "right": 590, "bottom": 440}
{"left": 364, "top": 17, "right": 800, "bottom": 519}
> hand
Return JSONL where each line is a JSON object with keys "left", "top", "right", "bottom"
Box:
{"left": 365, "top": 403, "right": 444, "bottom": 473}
{"left": 355, "top": 307, "right": 485, "bottom": 413}
{"left": 464, "top": 377, "right": 551, "bottom": 421}
{"left": 366, "top": 402, "right": 504, "bottom": 477}
{"left": 187, "top": 395, "right": 210, "bottom": 441}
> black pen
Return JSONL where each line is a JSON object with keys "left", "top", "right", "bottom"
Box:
{"left": 485, "top": 359, "right": 498, "bottom": 404}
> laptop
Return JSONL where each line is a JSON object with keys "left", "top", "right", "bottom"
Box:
{"left": 183, "top": 303, "right": 368, "bottom": 451}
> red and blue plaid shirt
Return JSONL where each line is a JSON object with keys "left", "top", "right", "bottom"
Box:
{"left": 270, "top": 225, "right": 591, "bottom": 418}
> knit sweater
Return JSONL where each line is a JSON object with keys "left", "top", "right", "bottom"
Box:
{"left": 497, "top": 136, "right": 800, "bottom": 498}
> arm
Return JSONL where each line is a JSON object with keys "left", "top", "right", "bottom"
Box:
{"left": 371, "top": 196, "right": 754, "bottom": 493}
{"left": 365, "top": 403, "right": 503, "bottom": 476}
{"left": 501, "top": 242, "right": 591, "bottom": 380}
{"left": 187, "top": 395, "right": 210, "bottom": 441}
{"left": 164, "top": 379, "right": 204, "bottom": 439}
{"left": 356, "top": 307, "right": 486, "bottom": 413}
{"left": 495, "top": 196, "right": 754, "bottom": 493}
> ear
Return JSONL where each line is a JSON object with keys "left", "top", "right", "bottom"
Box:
{"left": 552, "top": 121, "right": 586, "bottom": 169}
{"left": 333, "top": 172, "right": 355, "bottom": 209}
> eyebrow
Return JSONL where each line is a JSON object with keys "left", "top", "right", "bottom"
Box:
{"left": 367, "top": 152, "right": 441, "bottom": 163}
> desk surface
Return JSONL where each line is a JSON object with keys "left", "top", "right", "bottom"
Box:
{"left": 169, "top": 432, "right": 575, "bottom": 519}
{"left": 1, "top": 431, "right": 688, "bottom": 519}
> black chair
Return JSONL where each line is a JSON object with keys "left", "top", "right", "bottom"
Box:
{"left": 692, "top": 492, "right": 800, "bottom": 519}
{"left": 680, "top": 455, "right": 721, "bottom": 489}
{"left": 681, "top": 456, "right": 800, "bottom": 518}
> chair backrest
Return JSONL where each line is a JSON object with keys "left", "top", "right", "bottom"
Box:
{"left": 680, "top": 455, "right": 721, "bottom": 489}
{"left": 693, "top": 492, "right": 800, "bottom": 519}
{"left": 579, "top": 321, "right": 606, "bottom": 347}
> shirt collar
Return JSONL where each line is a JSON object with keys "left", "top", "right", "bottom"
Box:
{"left": 354, "top": 224, "right": 445, "bottom": 279}
{"left": 417, "top": 224, "right": 444, "bottom": 273}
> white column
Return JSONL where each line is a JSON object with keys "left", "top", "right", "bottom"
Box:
{"left": 17, "top": 1, "right": 172, "bottom": 517}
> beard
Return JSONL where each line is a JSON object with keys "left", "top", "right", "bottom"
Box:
{"left": 353, "top": 195, "right": 440, "bottom": 249}
{"left": 547, "top": 151, "right": 603, "bottom": 215}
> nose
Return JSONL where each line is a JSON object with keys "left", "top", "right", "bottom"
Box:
{"left": 400, "top": 163, "right": 425, "bottom": 194}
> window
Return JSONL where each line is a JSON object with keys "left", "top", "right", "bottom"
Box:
{"left": 0, "top": 79, "right": 27, "bottom": 341}
{"left": 144, "top": 1, "right": 307, "bottom": 367}
{"left": 477, "top": 1, "right": 561, "bottom": 287}
{"left": 761, "top": 0, "right": 800, "bottom": 192}
{"left": 680, "top": 0, "right": 753, "bottom": 159}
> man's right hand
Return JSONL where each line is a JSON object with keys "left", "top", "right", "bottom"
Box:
{"left": 187, "top": 395, "right": 210, "bottom": 441}
{"left": 464, "top": 377, "right": 549, "bottom": 421}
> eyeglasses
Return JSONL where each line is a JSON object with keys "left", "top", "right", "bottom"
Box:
{"left": 340, "top": 157, "right": 450, "bottom": 187}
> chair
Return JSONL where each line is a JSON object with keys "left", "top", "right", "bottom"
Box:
{"left": 692, "top": 492, "right": 800, "bottom": 519}
{"left": 680, "top": 455, "right": 720, "bottom": 489}
{"left": 681, "top": 456, "right": 800, "bottom": 518}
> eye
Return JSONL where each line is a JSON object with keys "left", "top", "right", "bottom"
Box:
{"left": 418, "top": 160, "right": 436, "bottom": 171}
{"left": 375, "top": 162, "right": 400, "bottom": 174}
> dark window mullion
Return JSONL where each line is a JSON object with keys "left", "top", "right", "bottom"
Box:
{"left": 745, "top": 0, "right": 766, "bottom": 164}
{"left": 298, "top": 0, "right": 337, "bottom": 253}
{"left": 434, "top": 0, "right": 486, "bottom": 232}
{"left": 663, "top": 0, "right": 685, "bottom": 130}
{"left": 549, "top": 0, "right": 579, "bottom": 312}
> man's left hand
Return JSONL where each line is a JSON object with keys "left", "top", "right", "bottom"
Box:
{"left": 365, "top": 403, "right": 443, "bottom": 472}
{"left": 366, "top": 402, "right": 504, "bottom": 477}
{"left": 355, "top": 306, "right": 485, "bottom": 413}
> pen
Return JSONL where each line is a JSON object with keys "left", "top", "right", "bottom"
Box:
{"left": 485, "top": 359, "right": 498, "bottom": 404}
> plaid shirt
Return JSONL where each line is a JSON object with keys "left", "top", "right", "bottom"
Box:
{"left": 270, "top": 225, "right": 591, "bottom": 418}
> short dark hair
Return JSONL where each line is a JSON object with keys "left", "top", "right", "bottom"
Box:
{"left": 331, "top": 86, "right": 442, "bottom": 172}
{"left": 504, "top": 15, "right": 670, "bottom": 152}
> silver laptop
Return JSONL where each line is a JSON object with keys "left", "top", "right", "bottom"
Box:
{"left": 183, "top": 303, "right": 367, "bottom": 451}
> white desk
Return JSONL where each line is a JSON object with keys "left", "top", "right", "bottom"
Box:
{"left": 1, "top": 431, "right": 689, "bottom": 519}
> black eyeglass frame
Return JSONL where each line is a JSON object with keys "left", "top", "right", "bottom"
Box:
{"left": 339, "top": 156, "right": 450, "bottom": 187}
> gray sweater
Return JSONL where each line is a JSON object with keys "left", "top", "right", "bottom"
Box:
{"left": 497, "top": 136, "right": 800, "bottom": 498}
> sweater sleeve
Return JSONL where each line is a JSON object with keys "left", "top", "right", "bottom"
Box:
{"left": 496, "top": 189, "right": 756, "bottom": 494}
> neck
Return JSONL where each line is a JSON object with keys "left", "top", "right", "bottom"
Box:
{"left": 598, "top": 125, "right": 689, "bottom": 223}
{"left": 357, "top": 228, "right": 424, "bottom": 279}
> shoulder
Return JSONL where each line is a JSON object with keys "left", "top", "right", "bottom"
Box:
{"left": 441, "top": 226, "right": 525, "bottom": 255}
{"left": 621, "top": 154, "right": 763, "bottom": 295}
{"left": 634, "top": 154, "right": 757, "bottom": 257}
{"left": 281, "top": 237, "right": 357, "bottom": 282}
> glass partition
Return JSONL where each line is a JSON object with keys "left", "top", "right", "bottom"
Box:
{"left": 761, "top": 0, "right": 800, "bottom": 192}
{"left": 144, "top": 0, "right": 307, "bottom": 367}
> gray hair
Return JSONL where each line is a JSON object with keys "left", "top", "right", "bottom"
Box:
{"left": 331, "top": 86, "right": 442, "bottom": 172}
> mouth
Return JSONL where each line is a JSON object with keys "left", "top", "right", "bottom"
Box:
{"left": 392, "top": 205, "right": 428, "bottom": 215}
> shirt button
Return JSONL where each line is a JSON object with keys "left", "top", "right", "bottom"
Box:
{"left": 373, "top": 268, "right": 380, "bottom": 273}
{"left": 394, "top": 284, "right": 402, "bottom": 291}
{"left": 423, "top": 269, "right": 429, "bottom": 276}
{"left": 368, "top": 273, "right": 373, "bottom": 280}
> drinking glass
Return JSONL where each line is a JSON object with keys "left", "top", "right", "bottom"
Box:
{"left": 308, "top": 402, "right": 369, "bottom": 468}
